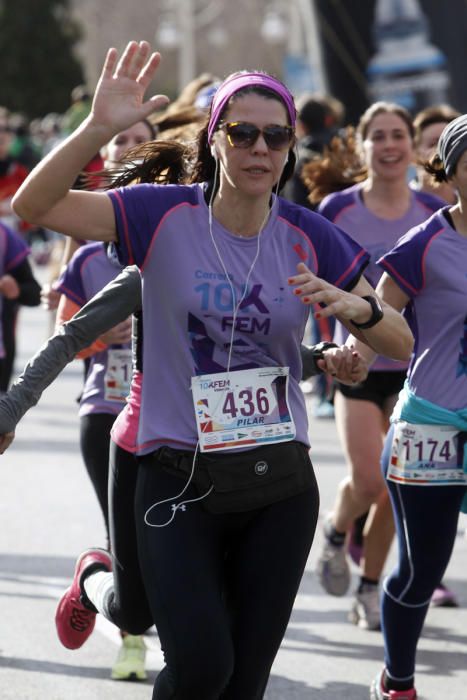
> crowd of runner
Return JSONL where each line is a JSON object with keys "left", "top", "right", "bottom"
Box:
{"left": 1, "top": 39, "right": 466, "bottom": 700}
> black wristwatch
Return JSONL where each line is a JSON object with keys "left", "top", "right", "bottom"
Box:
{"left": 351, "top": 295, "right": 384, "bottom": 330}
{"left": 301, "top": 341, "right": 338, "bottom": 379}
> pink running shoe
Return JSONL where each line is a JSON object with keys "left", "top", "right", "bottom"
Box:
{"left": 55, "top": 548, "right": 112, "bottom": 650}
{"left": 370, "top": 669, "right": 417, "bottom": 699}
{"left": 430, "top": 582, "right": 459, "bottom": 608}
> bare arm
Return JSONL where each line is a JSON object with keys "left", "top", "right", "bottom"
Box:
{"left": 289, "top": 263, "right": 414, "bottom": 361}
{"left": 12, "top": 41, "right": 168, "bottom": 242}
{"left": 345, "top": 273, "right": 411, "bottom": 364}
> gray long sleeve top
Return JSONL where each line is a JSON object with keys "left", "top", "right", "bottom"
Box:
{"left": 0, "top": 265, "right": 141, "bottom": 433}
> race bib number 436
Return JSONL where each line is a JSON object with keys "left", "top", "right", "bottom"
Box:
{"left": 191, "top": 367, "right": 296, "bottom": 452}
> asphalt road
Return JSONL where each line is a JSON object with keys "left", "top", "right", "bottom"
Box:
{"left": 1, "top": 302, "right": 466, "bottom": 699}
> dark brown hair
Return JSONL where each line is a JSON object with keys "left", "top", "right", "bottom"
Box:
{"left": 413, "top": 104, "right": 461, "bottom": 148}
{"left": 424, "top": 153, "right": 449, "bottom": 183}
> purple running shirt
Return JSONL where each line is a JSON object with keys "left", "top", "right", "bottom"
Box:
{"left": 379, "top": 208, "right": 467, "bottom": 410}
{"left": 318, "top": 182, "right": 443, "bottom": 371}
{"left": 0, "top": 223, "right": 30, "bottom": 358}
{"left": 108, "top": 182, "right": 369, "bottom": 454}
{"left": 56, "top": 242, "right": 129, "bottom": 417}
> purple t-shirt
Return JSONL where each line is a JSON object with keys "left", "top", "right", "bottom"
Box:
{"left": 108, "top": 182, "right": 369, "bottom": 454}
{"left": 379, "top": 208, "right": 467, "bottom": 411}
{"left": 57, "top": 242, "right": 129, "bottom": 417}
{"left": 318, "top": 183, "right": 443, "bottom": 371}
{"left": 0, "top": 223, "right": 30, "bottom": 358}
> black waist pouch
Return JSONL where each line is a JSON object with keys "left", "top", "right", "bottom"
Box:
{"left": 153, "top": 440, "right": 314, "bottom": 514}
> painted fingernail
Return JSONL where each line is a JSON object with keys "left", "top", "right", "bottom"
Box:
{"left": 315, "top": 310, "right": 321, "bottom": 317}
{"left": 294, "top": 288, "right": 302, "bottom": 295}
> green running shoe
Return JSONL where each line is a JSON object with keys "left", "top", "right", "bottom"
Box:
{"left": 111, "top": 634, "right": 147, "bottom": 681}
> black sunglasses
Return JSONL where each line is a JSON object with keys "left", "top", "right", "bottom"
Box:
{"left": 219, "top": 121, "right": 294, "bottom": 150}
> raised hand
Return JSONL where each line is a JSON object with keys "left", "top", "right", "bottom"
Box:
{"left": 89, "top": 41, "right": 169, "bottom": 136}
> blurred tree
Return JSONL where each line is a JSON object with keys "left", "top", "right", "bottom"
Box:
{"left": 0, "top": 0, "right": 84, "bottom": 118}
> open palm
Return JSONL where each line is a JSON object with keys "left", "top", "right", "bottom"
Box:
{"left": 90, "top": 40, "right": 169, "bottom": 135}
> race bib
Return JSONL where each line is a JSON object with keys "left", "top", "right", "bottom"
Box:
{"left": 388, "top": 421, "right": 467, "bottom": 486}
{"left": 191, "top": 366, "right": 296, "bottom": 452}
{"left": 104, "top": 349, "right": 132, "bottom": 402}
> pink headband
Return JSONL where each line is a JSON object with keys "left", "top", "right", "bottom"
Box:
{"left": 207, "top": 72, "right": 296, "bottom": 144}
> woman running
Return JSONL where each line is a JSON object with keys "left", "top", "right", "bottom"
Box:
{"left": 305, "top": 102, "right": 443, "bottom": 630}
{"left": 12, "top": 41, "right": 412, "bottom": 699}
{"left": 363, "top": 113, "right": 467, "bottom": 699}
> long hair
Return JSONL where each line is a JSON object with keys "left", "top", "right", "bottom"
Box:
{"left": 302, "top": 126, "right": 365, "bottom": 205}
{"left": 101, "top": 140, "right": 192, "bottom": 189}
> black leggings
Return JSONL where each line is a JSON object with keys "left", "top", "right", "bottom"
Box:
{"left": 104, "top": 442, "right": 319, "bottom": 699}
{"left": 80, "top": 413, "right": 116, "bottom": 547}
{"left": 0, "top": 299, "right": 18, "bottom": 392}
{"left": 105, "top": 440, "right": 153, "bottom": 633}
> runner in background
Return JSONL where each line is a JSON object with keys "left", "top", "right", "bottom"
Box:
{"left": 410, "top": 103, "right": 462, "bottom": 609}
{"left": 53, "top": 117, "right": 156, "bottom": 681}
{"left": 0, "top": 107, "right": 41, "bottom": 390}
{"left": 283, "top": 93, "right": 344, "bottom": 419}
{"left": 304, "top": 102, "right": 443, "bottom": 630}
{"left": 361, "top": 113, "right": 467, "bottom": 700}
{"left": 411, "top": 104, "right": 460, "bottom": 205}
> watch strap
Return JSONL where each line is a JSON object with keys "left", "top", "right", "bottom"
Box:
{"left": 351, "top": 295, "right": 384, "bottom": 330}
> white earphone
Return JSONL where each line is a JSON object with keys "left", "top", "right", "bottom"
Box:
{"left": 210, "top": 144, "right": 218, "bottom": 159}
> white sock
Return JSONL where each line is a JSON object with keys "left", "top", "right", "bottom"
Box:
{"left": 83, "top": 570, "right": 114, "bottom": 618}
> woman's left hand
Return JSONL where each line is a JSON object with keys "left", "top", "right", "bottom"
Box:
{"left": 288, "top": 262, "right": 375, "bottom": 325}
{"left": 316, "top": 345, "right": 368, "bottom": 385}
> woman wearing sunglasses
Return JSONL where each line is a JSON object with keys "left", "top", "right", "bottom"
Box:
{"left": 13, "top": 41, "right": 412, "bottom": 699}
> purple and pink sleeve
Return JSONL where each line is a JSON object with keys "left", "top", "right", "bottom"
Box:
{"left": 377, "top": 224, "right": 442, "bottom": 298}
